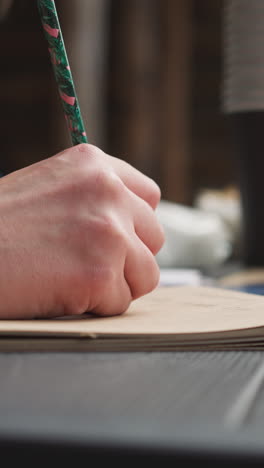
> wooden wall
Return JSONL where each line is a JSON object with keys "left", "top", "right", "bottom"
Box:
{"left": 190, "top": 0, "right": 236, "bottom": 197}
{"left": 0, "top": 1, "right": 51, "bottom": 173}
{"left": 0, "top": 0, "right": 236, "bottom": 204}
{"left": 107, "top": 0, "right": 236, "bottom": 203}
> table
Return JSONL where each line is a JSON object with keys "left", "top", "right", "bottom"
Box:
{"left": 1, "top": 351, "right": 264, "bottom": 463}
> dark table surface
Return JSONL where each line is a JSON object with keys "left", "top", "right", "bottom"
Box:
{"left": 1, "top": 350, "right": 264, "bottom": 464}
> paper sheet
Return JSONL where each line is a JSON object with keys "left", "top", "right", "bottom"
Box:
{"left": 1, "top": 286, "right": 264, "bottom": 341}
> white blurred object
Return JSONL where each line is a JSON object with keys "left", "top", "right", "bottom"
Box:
{"left": 156, "top": 200, "right": 232, "bottom": 269}
{"left": 194, "top": 186, "right": 241, "bottom": 244}
{"left": 159, "top": 268, "right": 204, "bottom": 286}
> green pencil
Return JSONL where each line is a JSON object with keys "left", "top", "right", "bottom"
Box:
{"left": 37, "top": 0, "right": 88, "bottom": 146}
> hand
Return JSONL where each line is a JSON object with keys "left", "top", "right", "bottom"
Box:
{"left": 0, "top": 144, "right": 164, "bottom": 318}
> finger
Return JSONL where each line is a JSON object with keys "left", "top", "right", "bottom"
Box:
{"left": 78, "top": 144, "right": 161, "bottom": 210}
{"left": 131, "top": 192, "right": 165, "bottom": 255}
{"left": 90, "top": 272, "right": 132, "bottom": 317}
{"left": 124, "top": 238, "right": 160, "bottom": 300}
{"left": 107, "top": 155, "right": 161, "bottom": 210}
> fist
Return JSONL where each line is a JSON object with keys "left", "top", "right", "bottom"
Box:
{"left": 0, "top": 144, "right": 164, "bottom": 318}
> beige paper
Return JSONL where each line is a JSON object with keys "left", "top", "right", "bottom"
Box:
{"left": 0, "top": 286, "right": 264, "bottom": 350}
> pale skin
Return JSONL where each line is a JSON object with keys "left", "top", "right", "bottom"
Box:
{"left": 0, "top": 144, "right": 164, "bottom": 319}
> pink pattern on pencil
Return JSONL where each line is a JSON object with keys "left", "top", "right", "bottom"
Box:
{"left": 43, "top": 23, "right": 59, "bottom": 38}
{"left": 60, "top": 91, "right": 76, "bottom": 106}
{"left": 48, "top": 48, "right": 60, "bottom": 65}
{"left": 65, "top": 114, "right": 73, "bottom": 131}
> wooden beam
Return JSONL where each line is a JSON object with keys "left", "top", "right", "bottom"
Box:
{"left": 161, "top": 0, "right": 192, "bottom": 204}
{"left": 107, "top": 0, "right": 161, "bottom": 182}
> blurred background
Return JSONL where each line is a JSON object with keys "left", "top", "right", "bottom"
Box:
{"left": 0, "top": 0, "right": 252, "bottom": 280}
{"left": 0, "top": 0, "right": 235, "bottom": 197}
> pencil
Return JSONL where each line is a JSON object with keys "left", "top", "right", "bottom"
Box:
{"left": 37, "top": 0, "right": 88, "bottom": 146}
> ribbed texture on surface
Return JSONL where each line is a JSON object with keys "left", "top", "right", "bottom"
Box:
{"left": 223, "top": 0, "right": 264, "bottom": 112}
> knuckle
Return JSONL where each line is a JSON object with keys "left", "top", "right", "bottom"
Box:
{"left": 88, "top": 214, "right": 127, "bottom": 251}
{"left": 148, "top": 181, "right": 161, "bottom": 209}
{"left": 73, "top": 143, "right": 106, "bottom": 165}
{"left": 132, "top": 252, "right": 160, "bottom": 299}
{"left": 148, "top": 262, "right": 160, "bottom": 292}
{"left": 75, "top": 143, "right": 96, "bottom": 156}
{"left": 153, "top": 223, "right": 166, "bottom": 255}
{"left": 55, "top": 144, "right": 99, "bottom": 180}
{"left": 95, "top": 213, "right": 116, "bottom": 236}
{"left": 143, "top": 255, "right": 160, "bottom": 294}
{"left": 70, "top": 144, "right": 100, "bottom": 169}
{"left": 95, "top": 169, "right": 125, "bottom": 199}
